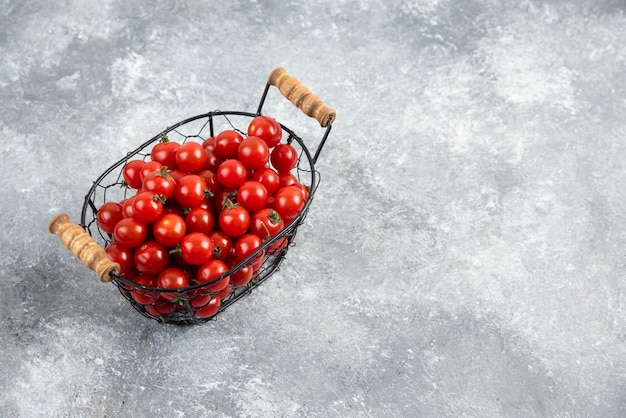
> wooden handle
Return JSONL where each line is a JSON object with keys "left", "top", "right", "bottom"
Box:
{"left": 48, "top": 214, "right": 120, "bottom": 282}
{"left": 268, "top": 67, "right": 336, "bottom": 127}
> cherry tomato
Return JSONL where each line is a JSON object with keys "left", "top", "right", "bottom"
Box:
{"left": 236, "top": 181, "right": 268, "bottom": 213}
{"left": 203, "top": 147, "right": 222, "bottom": 172}
{"left": 249, "top": 208, "right": 284, "bottom": 242}
{"left": 150, "top": 139, "right": 180, "bottom": 170}
{"left": 292, "top": 183, "right": 310, "bottom": 201}
{"left": 273, "top": 185, "right": 305, "bottom": 219}
{"left": 139, "top": 161, "right": 163, "bottom": 184}
{"left": 233, "top": 233, "right": 263, "bottom": 263}
{"left": 196, "top": 169, "right": 221, "bottom": 198}
{"left": 132, "top": 192, "right": 164, "bottom": 224}
{"left": 250, "top": 167, "right": 280, "bottom": 195}
{"left": 209, "top": 231, "right": 233, "bottom": 260}
{"left": 229, "top": 263, "right": 254, "bottom": 287}
{"left": 122, "top": 160, "right": 145, "bottom": 189}
{"left": 145, "top": 302, "right": 177, "bottom": 316}
{"left": 176, "top": 141, "right": 207, "bottom": 173}
{"left": 168, "top": 169, "right": 188, "bottom": 184}
{"left": 196, "top": 259, "right": 230, "bottom": 291}
{"left": 202, "top": 136, "right": 215, "bottom": 148}
{"left": 105, "top": 242, "right": 134, "bottom": 275}
{"left": 133, "top": 241, "right": 169, "bottom": 275}
{"left": 142, "top": 167, "right": 176, "bottom": 199}
{"left": 179, "top": 232, "right": 214, "bottom": 265}
{"left": 219, "top": 205, "right": 250, "bottom": 238}
{"left": 121, "top": 196, "right": 135, "bottom": 218}
{"left": 277, "top": 172, "right": 299, "bottom": 189}
{"left": 97, "top": 201, "right": 124, "bottom": 234}
{"left": 128, "top": 274, "right": 159, "bottom": 305}
{"left": 270, "top": 144, "right": 298, "bottom": 173}
{"left": 153, "top": 213, "right": 186, "bottom": 247}
{"left": 213, "top": 188, "right": 237, "bottom": 213}
{"left": 157, "top": 267, "right": 190, "bottom": 300}
{"left": 113, "top": 218, "right": 148, "bottom": 248}
{"left": 214, "top": 130, "right": 243, "bottom": 159}
{"left": 185, "top": 207, "right": 215, "bottom": 234}
{"left": 216, "top": 159, "right": 247, "bottom": 189}
{"left": 194, "top": 295, "right": 221, "bottom": 318}
{"left": 175, "top": 174, "right": 208, "bottom": 208}
{"left": 248, "top": 115, "right": 282, "bottom": 148}
{"left": 238, "top": 136, "right": 269, "bottom": 170}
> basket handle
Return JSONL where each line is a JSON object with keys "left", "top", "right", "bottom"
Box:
{"left": 48, "top": 214, "right": 120, "bottom": 282}
{"left": 268, "top": 67, "right": 336, "bottom": 127}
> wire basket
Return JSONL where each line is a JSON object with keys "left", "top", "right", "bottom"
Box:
{"left": 49, "top": 67, "right": 336, "bottom": 325}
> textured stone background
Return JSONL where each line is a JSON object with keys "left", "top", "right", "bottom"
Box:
{"left": 1, "top": 0, "right": 625, "bottom": 416}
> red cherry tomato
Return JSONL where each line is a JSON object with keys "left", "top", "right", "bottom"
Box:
{"left": 216, "top": 159, "right": 247, "bottom": 189}
{"left": 247, "top": 115, "right": 282, "bottom": 148}
{"left": 214, "top": 130, "right": 243, "bottom": 159}
{"left": 142, "top": 168, "right": 176, "bottom": 199}
{"left": 209, "top": 231, "right": 233, "bottom": 260}
{"left": 273, "top": 185, "right": 305, "bottom": 219}
{"left": 105, "top": 242, "right": 134, "bottom": 275}
{"left": 128, "top": 274, "right": 159, "bottom": 305}
{"left": 139, "top": 161, "right": 163, "bottom": 184}
{"left": 270, "top": 143, "right": 298, "bottom": 173}
{"left": 233, "top": 233, "right": 263, "bottom": 263}
{"left": 150, "top": 139, "right": 180, "bottom": 170}
{"left": 219, "top": 205, "right": 250, "bottom": 238}
{"left": 277, "top": 172, "right": 299, "bottom": 189}
{"left": 229, "top": 264, "right": 254, "bottom": 287}
{"left": 250, "top": 167, "right": 280, "bottom": 195}
{"left": 132, "top": 191, "right": 164, "bottom": 224}
{"left": 194, "top": 295, "right": 221, "bottom": 318}
{"left": 176, "top": 141, "right": 207, "bottom": 173}
{"left": 179, "top": 232, "right": 214, "bottom": 265}
{"left": 249, "top": 208, "right": 284, "bottom": 242}
{"left": 236, "top": 181, "right": 268, "bottom": 213}
{"left": 185, "top": 207, "right": 215, "bottom": 234}
{"left": 153, "top": 213, "right": 187, "bottom": 247}
{"left": 196, "top": 259, "right": 230, "bottom": 291}
{"left": 122, "top": 160, "right": 145, "bottom": 189}
{"left": 157, "top": 268, "right": 190, "bottom": 301}
{"left": 134, "top": 241, "right": 169, "bottom": 275}
{"left": 238, "top": 136, "right": 269, "bottom": 170}
{"left": 97, "top": 201, "right": 124, "bottom": 234}
{"left": 113, "top": 218, "right": 148, "bottom": 248}
{"left": 174, "top": 174, "right": 208, "bottom": 208}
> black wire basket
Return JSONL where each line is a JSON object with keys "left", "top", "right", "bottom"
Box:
{"left": 49, "top": 67, "right": 336, "bottom": 325}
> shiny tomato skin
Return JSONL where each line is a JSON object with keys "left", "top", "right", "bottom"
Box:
{"left": 157, "top": 267, "right": 190, "bottom": 300}
{"left": 219, "top": 206, "right": 250, "bottom": 238}
{"left": 132, "top": 192, "right": 164, "bottom": 224}
{"left": 216, "top": 159, "right": 247, "bottom": 189}
{"left": 238, "top": 136, "right": 270, "bottom": 170}
{"left": 194, "top": 295, "right": 221, "bottom": 318}
{"left": 128, "top": 274, "right": 159, "bottom": 305}
{"left": 176, "top": 142, "right": 207, "bottom": 173}
{"left": 175, "top": 174, "right": 207, "bottom": 208}
{"left": 150, "top": 140, "right": 180, "bottom": 170}
{"left": 250, "top": 167, "right": 280, "bottom": 195}
{"left": 233, "top": 233, "right": 263, "bottom": 263}
{"left": 273, "top": 185, "right": 305, "bottom": 219}
{"left": 139, "top": 161, "right": 163, "bottom": 184}
{"left": 122, "top": 160, "right": 145, "bottom": 189}
{"left": 214, "top": 130, "right": 243, "bottom": 160}
{"left": 185, "top": 207, "right": 215, "bottom": 234}
{"left": 153, "top": 213, "right": 187, "bottom": 247}
{"left": 97, "top": 201, "right": 124, "bottom": 234}
{"left": 180, "top": 232, "right": 214, "bottom": 265}
{"left": 249, "top": 208, "right": 284, "bottom": 242}
{"left": 209, "top": 231, "right": 233, "bottom": 260}
{"left": 105, "top": 242, "right": 134, "bottom": 275}
{"left": 142, "top": 169, "right": 176, "bottom": 199}
{"left": 247, "top": 116, "right": 282, "bottom": 148}
{"left": 113, "top": 218, "right": 148, "bottom": 248}
{"left": 270, "top": 144, "right": 298, "bottom": 173}
{"left": 196, "top": 259, "right": 230, "bottom": 291}
{"left": 236, "top": 181, "right": 268, "bottom": 213}
{"left": 134, "top": 241, "right": 169, "bottom": 275}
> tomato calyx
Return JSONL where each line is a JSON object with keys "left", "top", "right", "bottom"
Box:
{"left": 159, "top": 133, "right": 170, "bottom": 143}
{"left": 204, "top": 187, "right": 214, "bottom": 199}
{"left": 152, "top": 193, "right": 167, "bottom": 205}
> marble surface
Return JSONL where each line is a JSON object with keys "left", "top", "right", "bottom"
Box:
{"left": 2, "top": 0, "right": 626, "bottom": 416}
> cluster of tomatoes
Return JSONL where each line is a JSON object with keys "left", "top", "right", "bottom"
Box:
{"left": 96, "top": 115, "right": 309, "bottom": 319}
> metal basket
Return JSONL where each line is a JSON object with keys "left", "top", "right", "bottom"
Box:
{"left": 49, "top": 67, "right": 336, "bottom": 325}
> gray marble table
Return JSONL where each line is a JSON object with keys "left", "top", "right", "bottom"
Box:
{"left": 1, "top": 1, "right": 625, "bottom": 416}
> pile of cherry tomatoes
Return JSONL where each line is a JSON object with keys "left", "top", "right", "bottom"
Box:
{"left": 96, "top": 115, "right": 309, "bottom": 319}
